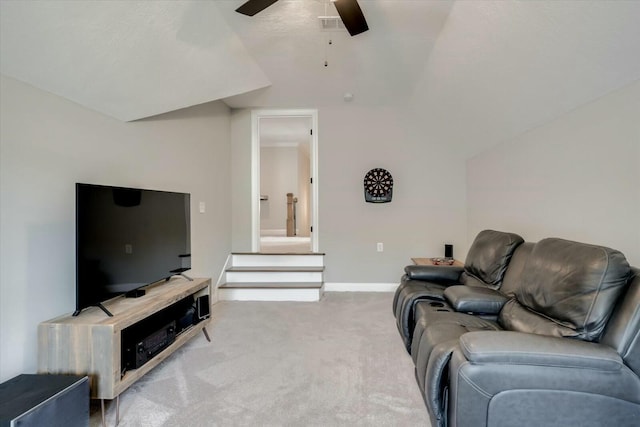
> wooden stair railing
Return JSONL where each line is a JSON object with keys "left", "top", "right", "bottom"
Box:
{"left": 286, "top": 193, "right": 298, "bottom": 237}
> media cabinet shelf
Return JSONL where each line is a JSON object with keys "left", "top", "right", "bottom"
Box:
{"left": 38, "top": 277, "right": 211, "bottom": 400}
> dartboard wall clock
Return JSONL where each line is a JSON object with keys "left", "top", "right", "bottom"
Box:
{"left": 364, "top": 168, "right": 393, "bottom": 203}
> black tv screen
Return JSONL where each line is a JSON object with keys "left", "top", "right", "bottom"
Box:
{"left": 75, "top": 183, "right": 191, "bottom": 315}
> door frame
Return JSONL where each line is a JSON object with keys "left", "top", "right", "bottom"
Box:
{"left": 251, "top": 109, "right": 319, "bottom": 253}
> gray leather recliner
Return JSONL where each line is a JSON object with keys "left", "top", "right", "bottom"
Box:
{"left": 392, "top": 230, "right": 524, "bottom": 352}
{"left": 405, "top": 237, "right": 640, "bottom": 427}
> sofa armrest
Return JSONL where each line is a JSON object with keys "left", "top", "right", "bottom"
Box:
{"left": 404, "top": 265, "right": 463, "bottom": 284}
{"left": 444, "top": 286, "right": 508, "bottom": 314}
{"left": 459, "top": 331, "right": 622, "bottom": 371}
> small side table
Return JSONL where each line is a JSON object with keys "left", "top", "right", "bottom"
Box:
{"left": 411, "top": 258, "right": 464, "bottom": 267}
{"left": 0, "top": 374, "right": 89, "bottom": 427}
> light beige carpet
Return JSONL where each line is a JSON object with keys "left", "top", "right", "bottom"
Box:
{"left": 92, "top": 293, "right": 430, "bottom": 426}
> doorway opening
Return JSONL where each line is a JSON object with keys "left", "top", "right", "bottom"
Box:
{"left": 251, "top": 110, "right": 319, "bottom": 253}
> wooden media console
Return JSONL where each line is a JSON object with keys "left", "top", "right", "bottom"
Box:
{"left": 38, "top": 277, "right": 211, "bottom": 402}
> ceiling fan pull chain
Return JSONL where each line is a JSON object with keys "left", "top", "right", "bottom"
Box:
{"left": 324, "top": 35, "right": 329, "bottom": 67}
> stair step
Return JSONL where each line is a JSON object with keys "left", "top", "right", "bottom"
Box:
{"left": 232, "top": 252, "right": 326, "bottom": 255}
{"left": 217, "top": 284, "right": 323, "bottom": 302}
{"left": 226, "top": 266, "right": 324, "bottom": 272}
{"left": 219, "top": 282, "right": 323, "bottom": 289}
{"left": 220, "top": 252, "right": 325, "bottom": 301}
{"left": 231, "top": 253, "right": 324, "bottom": 268}
{"left": 226, "top": 270, "right": 323, "bottom": 283}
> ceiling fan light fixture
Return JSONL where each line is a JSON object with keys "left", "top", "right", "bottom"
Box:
{"left": 332, "top": 0, "right": 369, "bottom": 36}
{"left": 236, "top": 0, "right": 368, "bottom": 37}
{"left": 319, "top": 16, "right": 346, "bottom": 31}
{"left": 235, "top": 0, "right": 279, "bottom": 16}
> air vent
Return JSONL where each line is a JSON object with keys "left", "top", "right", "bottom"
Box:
{"left": 318, "top": 16, "right": 346, "bottom": 31}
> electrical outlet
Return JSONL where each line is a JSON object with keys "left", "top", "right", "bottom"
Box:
{"left": 377, "top": 242, "right": 384, "bottom": 252}
{"left": 199, "top": 201, "right": 206, "bottom": 213}
{"left": 125, "top": 244, "right": 133, "bottom": 254}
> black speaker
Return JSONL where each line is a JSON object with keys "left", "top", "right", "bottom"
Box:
{"left": 444, "top": 244, "right": 453, "bottom": 259}
{"left": 177, "top": 307, "right": 196, "bottom": 332}
{"left": 0, "top": 374, "right": 89, "bottom": 427}
{"left": 197, "top": 295, "right": 210, "bottom": 320}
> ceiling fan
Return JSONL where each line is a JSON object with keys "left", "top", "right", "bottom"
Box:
{"left": 235, "top": 0, "right": 369, "bottom": 36}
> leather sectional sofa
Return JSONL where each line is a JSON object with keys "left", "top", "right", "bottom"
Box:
{"left": 392, "top": 230, "right": 640, "bottom": 427}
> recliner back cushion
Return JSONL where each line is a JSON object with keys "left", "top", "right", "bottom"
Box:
{"left": 501, "top": 238, "right": 631, "bottom": 342}
{"left": 499, "top": 242, "right": 535, "bottom": 297}
{"left": 462, "top": 230, "right": 524, "bottom": 289}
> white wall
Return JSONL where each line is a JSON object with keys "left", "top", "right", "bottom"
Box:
{"left": 0, "top": 76, "right": 232, "bottom": 382}
{"left": 230, "top": 109, "right": 253, "bottom": 252}
{"left": 229, "top": 105, "right": 468, "bottom": 283}
{"left": 406, "top": 1, "right": 640, "bottom": 160}
{"left": 318, "top": 106, "right": 467, "bottom": 283}
{"left": 260, "top": 146, "right": 299, "bottom": 232}
{"left": 467, "top": 80, "right": 640, "bottom": 265}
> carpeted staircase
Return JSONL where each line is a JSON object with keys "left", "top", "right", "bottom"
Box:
{"left": 217, "top": 253, "right": 325, "bottom": 301}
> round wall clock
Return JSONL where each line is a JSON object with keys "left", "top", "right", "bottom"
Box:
{"left": 364, "top": 168, "right": 393, "bottom": 203}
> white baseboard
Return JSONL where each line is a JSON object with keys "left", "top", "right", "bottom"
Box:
{"left": 324, "top": 283, "right": 397, "bottom": 292}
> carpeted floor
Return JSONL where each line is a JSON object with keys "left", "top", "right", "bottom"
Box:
{"left": 92, "top": 293, "right": 430, "bottom": 426}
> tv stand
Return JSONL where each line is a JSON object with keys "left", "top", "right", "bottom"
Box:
{"left": 72, "top": 302, "right": 114, "bottom": 317}
{"left": 165, "top": 272, "right": 193, "bottom": 281}
{"left": 96, "top": 302, "right": 114, "bottom": 317}
{"left": 179, "top": 272, "right": 193, "bottom": 281}
{"left": 38, "top": 277, "right": 212, "bottom": 424}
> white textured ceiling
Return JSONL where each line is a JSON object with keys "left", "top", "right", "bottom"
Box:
{"left": 218, "top": 0, "right": 453, "bottom": 108}
{"left": 0, "top": 0, "right": 452, "bottom": 120}
{"left": 1, "top": 0, "right": 639, "bottom": 146}
{"left": 260, "top": 117, "right": 311, "bottom": 145}
{"left": 260, "top": 116, "right": 312, "bottom": 158}
{"left": 408, "top": 0, "right": 640, "bottom": 156}
{"left": 0, "top": 1, "right": 271, "bottom": 121}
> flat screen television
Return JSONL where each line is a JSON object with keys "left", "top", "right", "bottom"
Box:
{"left": 74, "top": 183, "right": 191, "bottom": 316}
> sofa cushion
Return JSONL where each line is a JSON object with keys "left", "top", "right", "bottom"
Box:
{"left": 500, "top": 298, "right": 580, "bottom": 338}
{"left": 499, "top": 242, "right": 535, "bottom": 297}
{"left": 461, "top": 230, "right": 524, "bottom": 289}
{"left": 501, "top": 238, "right": 631, "bottom": 342}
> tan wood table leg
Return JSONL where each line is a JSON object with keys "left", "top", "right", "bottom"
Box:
{"left": 100, "top": 396, "right": 120, "bottom": 427}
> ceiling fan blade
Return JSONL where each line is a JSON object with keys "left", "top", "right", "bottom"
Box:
{"left": 235, "top": 0, "right": 279, "bottom": 16}
{"left": 333, "top": 0, "right": 369, "bottom": 36}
